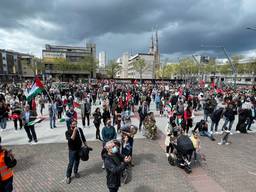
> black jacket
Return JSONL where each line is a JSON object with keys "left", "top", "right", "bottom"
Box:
{"left": 223, "top": 107, "right": 236, "bottom": 121}
{"left": 103, "top": 153, "right": 128, "bottom": 189}
{"left": 65, "top": 128, "right": 86, "bottom": 151}
{"left": 210, "top": 108, "right": 224, "bottom": 123}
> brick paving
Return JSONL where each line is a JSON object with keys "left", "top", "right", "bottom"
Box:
{"left": 11, "top": 139, "right": 195, "bottom": 192}
{"left": 199, "top": 133, "right": 256, "bottom": 192}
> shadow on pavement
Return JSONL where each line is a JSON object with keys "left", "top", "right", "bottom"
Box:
{"left": 13, "top": 155, "right": 35, "bottom": 172}
{"left": 79, "top": 161, "right": 103, "bottom": 177}
{"left": 133, "top": 185, "right": 154, "bottom": 192}
{"left": 133, "top": 153, "right": 157, "bottom": 165}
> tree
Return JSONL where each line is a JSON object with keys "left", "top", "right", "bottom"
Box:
{"left": 78, "top": 56, "right": 98, "bottom": 78}
{"left": 133, "top": 58, "right": 146, "bottom": 80}
{"left": 106, "top": 60, "right": 122, "bottom": 78}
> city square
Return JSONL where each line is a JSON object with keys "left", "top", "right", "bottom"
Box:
{"left": 0, "top": 0, "right": 256, "bottom": 192}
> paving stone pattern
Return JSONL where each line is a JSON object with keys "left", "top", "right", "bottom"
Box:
{"left": 11, "top": 139, "right": 195, "bottom": 192}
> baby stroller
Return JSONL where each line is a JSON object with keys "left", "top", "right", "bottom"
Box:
{"left": 168, "top": 134, "right": 194, "bottom": 174}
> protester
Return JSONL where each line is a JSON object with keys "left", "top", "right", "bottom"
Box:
{"left": 210, "top": 107, "right": 224, "bottom": 133}
{"left": 193, "top": 120, "right": 215, "bottom": 141}
{"left": 81, "top": 97, "right": 91, "bottom": 128}
{"left": 49, "top": 101, "right": 57, "bottom": 129}
{"left": 0, "top": 136, "right": 17, "bottom": 192}
{"left": 65, "top": 120, "right": 86, "bottom": 184}
{"left": 93, "top": 107, "right": 102, "bottom": 140}
{"left": 11, "top": 101, "right": 23, "bottom": 131}
{"left": 65, "top": 106, "right": 77, "bottom": 130}
{"left": 103, "top": 140, "right": 131, "bottom": 192}
{"left": 102, "top": 105, "right": 111, "bottom": 126}
{"left": 0, "top": 101, "right": 8, "bottom": 131}
{"left": 221, "top": 102, "right": 237, "bottom": 132}
{"left": 101, "top": 119, "right": 117, "bottom": 169}
{"left": 38, "top": 95, "right": 45, "bottom": 115}
{"left": 21, "top": 105, "right": 38, "bottom": 143}
{"left": 138, "top": 101, "right": 148, "bottom": 132}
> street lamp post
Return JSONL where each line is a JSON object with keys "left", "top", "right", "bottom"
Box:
{"left": 201, "top": 45, "right": 237, "bottom": 88}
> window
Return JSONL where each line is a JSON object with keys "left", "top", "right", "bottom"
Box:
{"left": 245, "top": 78, "right": 251, "bottom": 82}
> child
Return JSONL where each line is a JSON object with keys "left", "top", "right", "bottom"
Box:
{"left": 190, "top": 130, "right": 206, "bottom": 161}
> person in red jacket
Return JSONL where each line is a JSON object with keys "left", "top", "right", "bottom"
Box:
{"left": 184, "top": 106, "right": 193, "bottom": 134}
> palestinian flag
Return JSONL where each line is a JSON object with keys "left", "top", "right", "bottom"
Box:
{"left": 26, "top": 77, "right": 44, "bottom": 101}
{"left": 27, "top": 117, "right": 45, "bottom": 126}
{"left": 165, "top": 102, "right": 172, "bottom": 112}
{"left": 73, "top": 101, "right": 81, "bottom": 108}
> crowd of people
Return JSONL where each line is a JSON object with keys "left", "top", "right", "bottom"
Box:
{"left": 0, "top": 79, "right": 255, "bottom": 191}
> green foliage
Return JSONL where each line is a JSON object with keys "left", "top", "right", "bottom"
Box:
{"left": 106, "top": 60, "right": 122, "bottom": 78}
{"left": 132, "top": 58, "right": 146, "bottom": 79}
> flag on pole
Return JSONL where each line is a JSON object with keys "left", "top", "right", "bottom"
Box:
{"left": 26, "top": 77, "right": 44, "bottom": 101}
{"left": 27, "top": 117, "right": 45, "bottom": 126}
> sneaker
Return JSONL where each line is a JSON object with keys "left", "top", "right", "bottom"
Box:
{"left": 218, "top": 142, "right": 223, "bottom": 145}
{"left": 28, "top": 139, "right": 32, "bottom": 143}
{"left": 166, "top": 153, "right": 169, "bottom": 158}
{"left": 225, "top": 142, "right": 230, "bottom": 145}
{"left": 65, "top": 177, "right": 71, "bottom": 184}
{"left": 229, "top": 132, "right": 233, "bottom": 135}
{"left": 102, "top": 163, "right": 105, "bottom": 169}
{"left": 34, "top": 139, "right": 38, "bottom": 143}
{"left": 74, "top": 173, "right": 80, "bottom": 178}
{"left": 247, "top": 128, "right": 252, "bottom": 131}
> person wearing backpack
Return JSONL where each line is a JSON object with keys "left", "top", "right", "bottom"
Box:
{"left": 210, "top": 107, "right": 224, "bottom": 133}
{"left": 0, "top": 136, "right": 17, "bottom": 192}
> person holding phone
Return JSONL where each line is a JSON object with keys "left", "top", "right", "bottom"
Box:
{"left": 103, "top": 139, "right": 131, "bottom": 192}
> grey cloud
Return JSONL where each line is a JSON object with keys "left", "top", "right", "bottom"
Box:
{"left": 0, "top": 0, "right": 256, "bottom": 58}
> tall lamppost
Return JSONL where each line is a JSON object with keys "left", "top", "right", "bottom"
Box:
{"left": 201, "top": 45, "right": 237, "bottom": 88}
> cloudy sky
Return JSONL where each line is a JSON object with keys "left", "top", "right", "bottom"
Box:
{"left": 0, "top": 0, "right": 256, "bottom": 61}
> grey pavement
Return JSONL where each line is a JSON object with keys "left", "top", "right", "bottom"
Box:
{"left": 11, "top": 140, "right": 195, "bottom": 192}
{"left": 1, "top": 98, "right": 256, "bottom": 192}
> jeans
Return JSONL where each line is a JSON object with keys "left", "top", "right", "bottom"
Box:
{"left": 66, "top": 150, "right": 80, "bottom": 177}
{"left": 24, "top": 125, "right": 37, "bottom": 141}
{"left": 139, "top": 117, "right": 145, "bottom": 130}
{"left": 109, "top": 187, "right": 119, "bottom": 192}
{"left": 222, "top": 118, "right": 234, "bottom": 131}
{"left": 0, "top": 118, "right": 7, "bottom": 129}
{"left": 50, "top": 115, "right": 56, "bottom": 128}
{"left": 0, "top": 176, "right": 13, "bottom": 192}
{"left": 82, "top": 113, "right": 90, "bottom": 126}
{"left": 200, "top": 131, "right": 213, "bottom": 139}
{"left": 204, "top": 113, "right": 210, "bottom": 122}
{"left": 155, "top": 102, "right": 160, "bottom": 111}
{"left": 210, "top": 121, "right": 219, "bottom": 132}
